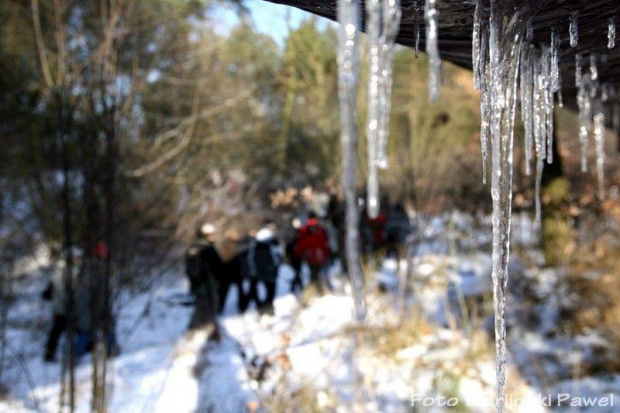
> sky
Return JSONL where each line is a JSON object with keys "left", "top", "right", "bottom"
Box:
{"left": 211, "top": 0, "right": 335, "bottom": 46}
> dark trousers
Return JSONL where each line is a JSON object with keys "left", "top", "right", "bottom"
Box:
{"left": 240, "top": 278, "right": 276, "bottom": 311}
{"left": 75, "top": 330, "right": 118, "bottom": 358}
{"left": 188, "top": 290, "right": 218, "bottom": 330}
{"left": 45, "top": 315, "right": 67, "bottom": 360}
{"left": 240, "top": 279, "right": 260, "bottom": 312}
{"left": 289, "top": 259, "right": 303, "bottom": 293}
{"left": 263, "top": 280, "right": 277, "bottom": 309}
{"left": 218, "top": 278, "right": 243, "bottom": 313}
{"left": 308, "top": 264, "right": 331, "bottom": 293}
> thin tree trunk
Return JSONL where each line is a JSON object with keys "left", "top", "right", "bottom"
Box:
{"left": 58, "top": 88, "right": 76, "bottom": 413}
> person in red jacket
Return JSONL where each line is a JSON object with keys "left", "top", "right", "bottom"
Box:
{"left": 294, "top": 212, "right": 330, "bottom": 293}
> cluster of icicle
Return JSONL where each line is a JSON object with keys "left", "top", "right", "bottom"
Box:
{"left": 473, "top": 1, "right": 615, "bottom": 411}
{"left": 474, "top": 1, "right": 618, "bottom": 410}
{"left": 337, "top": 0, "right": 615, "bottom": 410}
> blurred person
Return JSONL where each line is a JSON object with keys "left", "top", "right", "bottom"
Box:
{"left": 385, "top": 203, "right": 412, "bottom": 260}
{"left": 43, "top": 247, "right": 81, "bottom": 362}
{"left": 286, "top": 218, "right": 304, "bottom": 294}
{"left": 187, "top": 223, "right": 222, "bottom": 329}
{"left": 361, "top": 202, "right": 388, "bottom": 253}
{"left": 217, "top": 229, "right": 246, "bottom": 314}
{"left": 327, "top": 194, "right": 347, "bottom": 273}
{"left": 294, "top": 212, "right": 330, "bottom": 293}
{"left": 74, "top": 241, "right": 118, "bottom": 358}
{"left": 244, "top": 222, "right": 282, "bottom": 312}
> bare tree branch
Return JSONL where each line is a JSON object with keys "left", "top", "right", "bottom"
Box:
{"left": 30, "top": 0, "right": 54, "bottom": 88}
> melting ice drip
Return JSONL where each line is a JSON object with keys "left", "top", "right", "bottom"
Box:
{"left": 366, "top": 0, "right": 401, "bottom": 218}
{"left": 337, "top": 0, "right": 366, "bottom": 321}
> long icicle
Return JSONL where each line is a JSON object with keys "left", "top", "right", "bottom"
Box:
{"left": 532, "top": 47, "right": 546, "bottom": 231}
{"left": 366, "top": 0, "right": 401, "bottom": 218}
{"left": 479, "top": 15, "right": 490, "bottom": 184}
{"left": 425, "top": 0, "right": 441, "bottom": 101}
{"left": 337, "top": 0, "right": 366, "bottom": 321}
{"left": 366, "top": 0, "right": 381, "bottom": 219}
{"left": 520, "top": 42, "right": 534, "bottom": 175}
{"left": 413, "top": 1, "right": 421, "bottom": 58}
{"left": 593, "top": 111, "right": 606, "bottom": 200}
{"left": 376, "top": 0, "right": 401, "bottom": 169}
{"left": 543, "top": 46, "right": 555, "bottom": 164}
{"left": 577, "top": 74, "right": 592, "bottom": 172}
{"left": 473, "top": 0, "right": 483, "bottom": 90}
{"left": 609, "top": 17, "right": 616, "bottom": 49}
{"left": 487, "top": 1, "right": 526, "bottom": 410}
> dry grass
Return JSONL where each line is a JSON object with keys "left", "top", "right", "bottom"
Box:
{"left": 261, "top": 378, "right": 324, "bottom": 413}
{"left": 346, "top": 312, "right": 434, "bottom": 357}
{"left": 561, "top": 233, "right": 620, "bottom": 374}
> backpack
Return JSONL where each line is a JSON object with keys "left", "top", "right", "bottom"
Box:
{"left": 297, "top": 224, "right": 329, "bottom": 266}
{"left": 252, "top": 241, "right": 279, "bottom": 278}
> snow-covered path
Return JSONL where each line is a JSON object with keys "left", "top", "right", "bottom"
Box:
{"left": 3, "top": 215, "right": 620, "bottom": 412}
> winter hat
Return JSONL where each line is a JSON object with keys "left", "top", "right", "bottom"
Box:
{"left": 201, "top": 223, "right": 216, "bottom": 236}
{"left": 292, "top": 218, "right": 302, "bottom": 230}
{"left": 255, "top": 228, "right": 275, "bottom": 242}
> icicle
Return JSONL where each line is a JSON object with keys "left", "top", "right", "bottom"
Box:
{"left": 366, "top": 0, "right": 381, "bottom": 218}
{"left": 487, "top": 1, "right": 524, "bottom": 410}
{"left": 480, "top": 69, "right": 490, "bottom": 184}
{"left": 550, "top": 29, "right": 560, "bottom": 93}
{"left": 557, "top": 68, "right": 563, "bottom": 107}
{"left": 569, "top": 11, "right": 578, "bottom": 47}
{"left": 479, "top": 23, "right": 489, "bottom": 93}
{"left": 575, "top": 53, "right": 582, "bottom": 88}
{"left": 425, "top": 0, "right": 440, "bottom": 101}
{"left": 590, "top": 54, "right": 598, "bottom": 81}
{"left": 479, "top": 19, "right": 491, "bottom": 185}
{"left": 376, "top": 0, "right": 401, "bottom": 170}
{"left": 473, "top": 0, "right": 483, "bottom": 90}
{"left": 533, "top": 49, "right": 547, "bottom": 165}
{"left": 594, "top": 112, "right": 606, "bottom": 200}
{"left": 413, "top": 2, "right": 421, "bottom": 58}
{"left": 337, "top": 0, "right": 366, "bottom": 321}
{"left": 534, "top": 156, "right": 543, "bottom": 235}
{"left": 526, "top": 18, "right": 533, "bottom": 42}
{"left": 577, "top": 74, "right": 592, "bottom": 172}
{"left": 365, "top": 0, "right": 401, "bottom": 216}
{"left": 579, "top": 124, "right": 589, "bottom": 172}
{"left": 602, "top": 83, "right": 609, "bottom": 102}
{"left": 542, "top": 46, "right": 555, "bottom": 164}
{"left": 609, "top": 17, "right": 616, "bottom": 49}
{"left": 520, "top": 42, "right": 534, "bottom": 175}
{"left": 532, "top": 49, "right": 546, "bottom": 234}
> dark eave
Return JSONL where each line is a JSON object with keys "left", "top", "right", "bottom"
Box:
{"left": 265, "top": 0, "right": 620, "bottom": 115}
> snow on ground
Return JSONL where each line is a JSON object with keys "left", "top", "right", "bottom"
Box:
{"left": 0, "top": 260, "right": 202, "bottom": 413}
{"left": 2, "top": 213, "right": 619, "bottom": 412}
